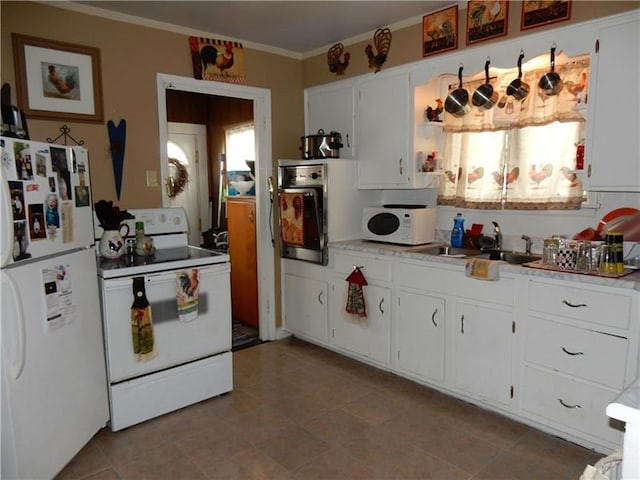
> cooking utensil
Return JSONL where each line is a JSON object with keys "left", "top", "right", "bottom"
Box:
{"left": 538, "top": 45, "right": 564, "bottom": 96}
{"left": 506, "top": 51, "right": 530, "bottom": 101}
{"left": 472, "top": 59, "right": 499, "bottom": 109}
{"left": 444, "top": 65, "right": 469, "bottom": 117}
{"left": 299, "top": 129, "right": 343, "bottom": 159}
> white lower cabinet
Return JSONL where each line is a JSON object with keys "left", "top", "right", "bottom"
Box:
{"left": 519, "top": 278, "right": 638, "bottom": 450}
{"left": 396, "top": 289, "right": 445, "bottom": 383}
{"left": 331, "top": 281, "right": 392, "bottom": 366}
{"left": 451, "top": 301, "right": 514, "bottom": 407}
{"left": 282, "top": 260, "right": 329, "bottom": 346}
{"left": 320, "top": 247, "right": 639, "bottom": 453}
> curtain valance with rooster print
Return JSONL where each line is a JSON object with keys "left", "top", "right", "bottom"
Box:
{"left": 436, "top": 51, "right": 590, "bottom": 210}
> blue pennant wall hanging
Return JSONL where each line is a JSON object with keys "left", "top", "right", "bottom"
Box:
{"left": 107, "top": 119, "right": 126, "bottom": 200}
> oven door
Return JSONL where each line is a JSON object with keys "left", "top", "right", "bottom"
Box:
{"left": 278, "top": 187, "right": 326, "bottom": 265}
{"left": 99, "top": 262, "right": 231, "bottom": 383}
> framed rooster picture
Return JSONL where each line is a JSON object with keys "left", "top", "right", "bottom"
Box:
{"left": 423, "top": 5, "right": 458, "bottom": 57}
{"left": 12, "top": 34, "right": 103, "bottom": 123}
{"left": 189, "top": 36, "right": 246, "bottom": 84}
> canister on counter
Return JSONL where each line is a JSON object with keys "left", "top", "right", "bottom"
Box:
{"left": 605, "top": 231, "right": 624, "bottom": 273}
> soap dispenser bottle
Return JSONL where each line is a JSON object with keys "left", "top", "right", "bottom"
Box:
{"left": 451, "top": 213, "right": 464, "bottom": 248}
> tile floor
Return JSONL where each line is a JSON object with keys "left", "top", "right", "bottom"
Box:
{"left": 57, "top": 337, "right": 604, "bottom": 480}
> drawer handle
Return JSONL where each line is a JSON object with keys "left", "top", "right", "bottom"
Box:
{"left": 561, "top": 347, "right": 584, "bottom": 356}
{"left": 557, "top": 398, "right": 582, "bottom": 409}
{"left": 461, "top": 314, "right": 465, "bottom": 334}
{"left": 378, "top": 298, "right": 385, "bottom": 314}
{"left": 562, "top": 300, "right": 587, "bottom": 308}
{"left": 318, "top": 290, "right": 324, "bottom": 305}
{"left": 431, "top": 309, "right": 438, "bottom": 327}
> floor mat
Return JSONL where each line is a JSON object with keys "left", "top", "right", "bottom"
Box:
{"left": 232, "top": 320, "right": 261, "bottom": 351}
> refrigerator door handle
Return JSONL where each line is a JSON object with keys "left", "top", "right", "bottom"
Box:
{"left": 0, "top": 173, "right": 15, "bottom": 268}
{"left": 1, "top": 270, "right": 26, "bottom": 380}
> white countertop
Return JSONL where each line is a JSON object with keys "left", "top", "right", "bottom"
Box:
{"left": 607, "top": 378, "right": 640, "bottom": 424}
{"left": 330, "top": 239, "right": 640, "bottom": 291}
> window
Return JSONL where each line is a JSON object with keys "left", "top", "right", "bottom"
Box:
{"left": 225, "top": 123, "right": 255, "bottom": 172}
{"left": 436, "top": 51, "right": 589, "bottom": 210}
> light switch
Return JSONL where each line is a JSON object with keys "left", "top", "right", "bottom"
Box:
{"left": 146, "top": 170, "right": 158, "bottom": 187}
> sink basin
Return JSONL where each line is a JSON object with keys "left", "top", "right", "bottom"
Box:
{"left": 499, "top": 252, "right": 541, "bottom": 264}
{"left": 414, "top": 246, "right": 484, "bottom": 257}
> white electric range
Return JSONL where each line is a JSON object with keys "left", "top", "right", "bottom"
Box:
{"left": 95, "top": 208, "right": 233, "bottom": 431}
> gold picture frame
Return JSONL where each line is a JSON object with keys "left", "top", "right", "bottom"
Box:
{"left": 12, "top": 34, "right": 104, "bottom": 123}
{"left": 466, "top": 1, "right": 509, "bottom": 45}
{"left": 521, "top": 1, "right": 571, "bottom": 31}
{"left": 423, "top": 5, "right": 459, "bottom": 57}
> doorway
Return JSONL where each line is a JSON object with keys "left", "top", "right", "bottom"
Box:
{"left": 167, "top": 122, "right": 210, "bottom": 247}
{"left": 156, "top": 73, "right": 276, "bottom": 342}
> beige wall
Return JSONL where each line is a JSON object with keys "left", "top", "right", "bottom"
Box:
{"left": 302, "top": 1, "right": 637, "bottom": 87}
{"left": 1, "top": 1, "right": 303, "bottom": 208}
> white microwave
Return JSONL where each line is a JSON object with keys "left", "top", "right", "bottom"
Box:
{"left": 362, "top": 205, "right": 436, "bottom": 245}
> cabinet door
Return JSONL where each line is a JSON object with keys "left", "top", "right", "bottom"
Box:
{"left": 452, "top": 301, "right": 514, "bottom": 406}
{"left": 227, "top": 198, "right": 258, "bottom": 327}
{"left": 396, "top": 290, "right": 445, "bottom": 383}
{"left": 331, "top": 281, "right": 391, "bottom": 365}
{"left": 283, "top": 273, "right": 328, "bottom": 344}
{"left": 357, "top": 72, "right": 410, "bottom": 188}
{"left": 306, "top": 84, "right": 355, "bottom": 158}
{"left": 587, "top": 17, "right": 640, "bottom": 191}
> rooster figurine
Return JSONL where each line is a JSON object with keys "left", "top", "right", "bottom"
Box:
{"left": 327, "top": 43, "right": 350, "bottom": 76}
{"left": 425, "top": 99, "right": 444, "bottom": 122}
{"left": 365, "top": 28, "right": 392, "bottom": 73}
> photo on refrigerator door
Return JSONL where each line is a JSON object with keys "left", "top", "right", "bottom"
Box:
{"left": 12, "top": 220, "right": 30, "bottom": 260}
{"left": 13, "top": 142, "right": 33, "bottom": 180}
{"left": 28, "top": 203, "right": 46, "bottom": 240}
{"left": 75, "top": 161, "right": 90, "bottom": 207}
{"left": 9, "top": 180, "right": 25, "bottom": 220}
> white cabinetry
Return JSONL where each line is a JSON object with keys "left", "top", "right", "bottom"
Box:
{"left": 520, "top": 278, "right": 638, "bottom": 449}
{"left": 330, "top": 251, "right": 392, "bottom": 366}
{"left": 282, "top": 259, "right": 329, "bottom": 346}
{"left": 396, "top": 289, "right": 446, "bottom": 383}
{"left": 356, "top": 71, "right": 411, "bottom": 188}
{"left": 452, "top": 301, "right": 514, "bottom": 407}
{"left": 305, "top": 82, "right": 355, "bottom": 159}
{"left": 586, "top": 14, "right": 640, "bottom": 191}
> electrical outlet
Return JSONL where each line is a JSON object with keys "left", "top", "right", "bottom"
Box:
{"left": 145, "top": 170, "right": 158, "bottom": 187}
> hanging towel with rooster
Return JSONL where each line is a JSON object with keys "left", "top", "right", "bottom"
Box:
{"left": 131, "top": 277, "right": 157, "bottom": 362}
{"left": 345, "top": 266, "right": 368, "bottom": 318}
{"left": 176, "top": 269, "right": 200, "bottom": 322}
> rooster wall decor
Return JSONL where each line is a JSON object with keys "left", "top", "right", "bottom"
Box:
{"left": 327, "top": 43, "right": 350, "bottom": 76}
{"left": 365, "top": 28, "right": 392, "bottom": 73}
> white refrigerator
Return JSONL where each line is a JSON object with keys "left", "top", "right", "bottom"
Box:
{"left": 0, "top": 136, "right": 109, "bottom": 479}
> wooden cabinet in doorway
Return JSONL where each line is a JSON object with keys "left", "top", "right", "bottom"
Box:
{"left": 227, "top": 196, "right": 258, "bottom": 328}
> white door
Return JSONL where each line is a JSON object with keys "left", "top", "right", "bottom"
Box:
{"left": 1, "top": 248, "right": 109, "bottom": 480}
{"left": 167, "top": 123, "right": 210, "bottom": 246}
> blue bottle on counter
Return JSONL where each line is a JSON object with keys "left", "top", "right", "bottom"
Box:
{"left": 451, "top": 213, "right": 464, "bottom": 248}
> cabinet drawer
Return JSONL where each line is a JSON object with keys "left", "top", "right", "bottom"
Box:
{"left": 525, "top": 316, "right": 628, "bottom": 389}
{"left": 397, "top": 262, "right": 514, "bottom": 305}
{"left": 333, "top": 252, "right": 391, "bottom": 283}
{"left": 528, "top": 280, "right": 630, "bottom": 329}
{"left": 522, "top": 366, "right": 622, "bottom": 446}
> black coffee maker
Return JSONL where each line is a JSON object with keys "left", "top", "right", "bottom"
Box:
{"left": 1, "top": 83, "right": 29, "bottom": 139}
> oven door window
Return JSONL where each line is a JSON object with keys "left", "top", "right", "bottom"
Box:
{"left": 367, "top": 213, "right": 400, "bottom": 236}
{"left": 279, "top": 189, "right": 322, "bottom": 249}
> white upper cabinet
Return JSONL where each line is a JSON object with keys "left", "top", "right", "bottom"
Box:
{"left": 356, "top": 70, "right": 412, "bottom": 188}
{"left": 305, "top": 82, "right": 356, "bottom": 159}
{"left": 585, "top": 14, "right": 640, "bottom": 192}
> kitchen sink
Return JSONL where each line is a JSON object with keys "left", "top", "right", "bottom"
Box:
{"left": 499, "top": 252, "right": 541, "bottom": 264}
{"left": 414, "top": 246, "right": 484, "bottom": 257}
{"left": 415, "top": 246, "right": 541, "bottom": 264}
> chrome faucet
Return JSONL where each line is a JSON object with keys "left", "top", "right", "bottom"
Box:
{"left": 492, "top": 221, "right": 502, "bottom": 251}
{"left": 521, "top": 234, "right": 532, "bottom": 254}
